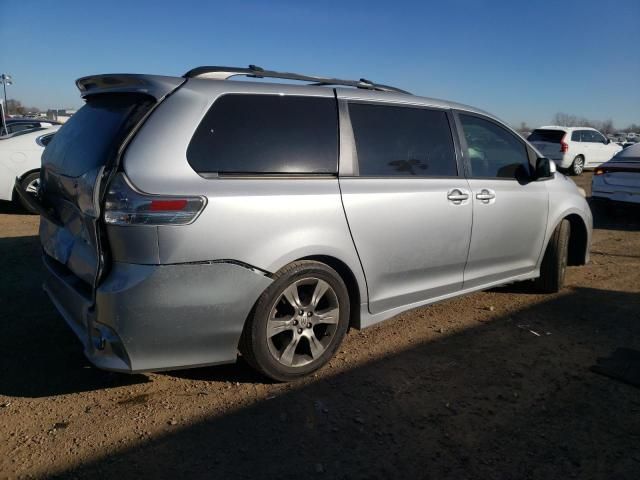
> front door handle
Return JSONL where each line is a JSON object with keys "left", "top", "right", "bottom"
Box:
{"left": 447, "top": 189, "right": 470, "bottom": 205}
{"left": 476, "top": 189, "right": 496, "bottom": 203}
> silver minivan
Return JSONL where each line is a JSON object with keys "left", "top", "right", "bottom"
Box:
{"left": 28, "top": 66, "right": 592, "bottom": 381}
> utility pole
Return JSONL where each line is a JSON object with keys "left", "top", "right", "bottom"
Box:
{"left": 0, "top": 74, "right": 12, "bottom": 135}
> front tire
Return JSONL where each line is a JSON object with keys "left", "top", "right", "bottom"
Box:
{"left": 240, "top": 261, "right": 350, "bottom": 382}
{"left": 16, "top": 171, "right": 41, "bottom": 214}
{"left": 570, "top": 155, "right": 585, "bottom": 176}
{"left": 535, "top": 219, "right": 570, "bottom": 293}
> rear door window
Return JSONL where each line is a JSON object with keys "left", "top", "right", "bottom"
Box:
{"left": 527, "top": 129, "right": 566, "bottom": 143}
{"left": 348, "top": 103, "right": 457, "bottom": 177}
{"left": 460, "top": 114, "right": 530, "bottom": 179}
{"left": 187, "top": 94, "right": 338, "bottom": 175}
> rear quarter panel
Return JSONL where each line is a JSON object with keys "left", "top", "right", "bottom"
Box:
{"left": 120, "top": 79, "right": 368, "bottom": 303}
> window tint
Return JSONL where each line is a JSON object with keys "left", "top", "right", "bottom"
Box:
{"left": 348, "top": 103, "right": 457, "bottom": 177}
{"left": 571, "top": 131, "right": 582, "bottom": 142}
{"left": 528, "top": 129, "right": 566, "bottom": 143}
{"left": 591, "top": 131, "right": 606, "bottom": 143}
{"left": 187, "top": 94, "right": 338, "bottom": 175}
{"left": 459, "top": 114, "right": 530, "bottom": 179}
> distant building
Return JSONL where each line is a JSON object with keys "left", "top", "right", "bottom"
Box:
{"left": 47, "top": 109, "right": 77, "bottom": 123}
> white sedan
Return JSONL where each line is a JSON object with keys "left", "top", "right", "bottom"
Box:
{"left": 0, "top": 126, "right": 60, "bottom": 213}
{"left": 592, "top": 143, "right": 640, "bottom": 207}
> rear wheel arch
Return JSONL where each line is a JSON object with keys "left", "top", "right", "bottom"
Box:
{"left": 239, "top": 255, "right": 363, "bottom": 353}
{"left": 12, "top": 168, "right": 40, "bottom": 201}
{"left": 299, "top": 255, "right": 361, "bottom": 329}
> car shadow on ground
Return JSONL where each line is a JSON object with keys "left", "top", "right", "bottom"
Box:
{"left": 0, "top": 235, "right": 148, "bottom": 397}
{"left": 0, "top": 199, "right": 28, "bottom": 215}
{"left": 46, "top": 285, "right": 639, "bottom": 479}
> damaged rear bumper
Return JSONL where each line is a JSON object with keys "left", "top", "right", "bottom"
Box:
{"left": 43, "top": 255, "right": 272, "bottom": 373}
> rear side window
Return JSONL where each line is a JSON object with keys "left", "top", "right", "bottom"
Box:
{"left": 460, "top": 114, "right": 530, "bottom": 179}
{"left": 187, "top": 94, "right": 338, "bottom": 175}
{"left": 571, "top": 131, "right": 582, "bottom": 141}
{"left": 43, "top": 94, "right": 154, "bottom": 177}
{"left": 348, "top": 103, "right": 457, "bottom": 177}
{"left": 527, "top": 129, "right": 566, "bottom": 143}
{"left": 582, "top": 130, "right": 599, "bottom": 143}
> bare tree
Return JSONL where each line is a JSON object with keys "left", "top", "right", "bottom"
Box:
{"left": 597, "top": 119, "right": 614, "bottom": 135}
{"left": 551, "top": 112, "right": 619, "bottom": 134}
{"left": 5, "top": 99, "right": 25, "bottom": 115}
{"left": 552, "top": 112, "right": 579, "bottom": 127}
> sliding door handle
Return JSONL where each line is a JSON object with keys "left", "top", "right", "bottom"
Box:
{"left": 476, "top": 189, "right": 496, "bottom": 203}
{"left": 447, "top": 189, "right": 470, "bottom": 205}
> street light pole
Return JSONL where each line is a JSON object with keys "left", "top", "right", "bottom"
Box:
{"left": 0, "top": 74, "right": 12, "bottom": 135}
{"left": 0, "top": 74, "right": 12, "bottom": 109}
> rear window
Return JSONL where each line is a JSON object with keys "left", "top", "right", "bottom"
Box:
{"left": 42, "top": 94, "right": 154, "bottom": 177}
{"left": 348, "top": 103, "right": 457, "bottom": 177}
{"left": 527, "top": 129, "right": 566, "bottom": 143}
{"left": 187, "top": 94, "right": 338, "bottom": 175}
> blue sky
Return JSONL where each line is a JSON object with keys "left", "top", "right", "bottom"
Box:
{"left": 1, "top": 0, "right": 638, "bottom": 128}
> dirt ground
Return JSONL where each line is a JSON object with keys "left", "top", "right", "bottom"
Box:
{"left": 1, "top": 172, "right": 639, "bottom": 479}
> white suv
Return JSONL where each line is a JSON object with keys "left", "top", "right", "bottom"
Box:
{"left": 528, "top": 126, "right": 622, "bottom": 175}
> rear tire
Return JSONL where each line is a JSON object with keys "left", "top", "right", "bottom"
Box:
{"left": 240, "top": 261, "right": 350, "bottom": 382}
{"left": 570, "top": 156, "right": 585, "bottom": 176}
{"left": 16, "top": 171, "right": 40, "bottom": 214}
{"left": 535, "top": 219, "right": 570, "bottom": 293}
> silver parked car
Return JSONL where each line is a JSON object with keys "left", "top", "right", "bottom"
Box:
{"left": 26, "top": 65, "right": 592, "bottom": 381}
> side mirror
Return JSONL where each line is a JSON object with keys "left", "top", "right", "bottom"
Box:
{"left": 535, "top": 157, "right": 555, "bottom": 180}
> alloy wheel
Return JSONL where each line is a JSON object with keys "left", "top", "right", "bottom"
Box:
{"left": 266, "top": 277, "right": 340, "bottom": 368}
{"left": 25, "top": 177, "right": 40, "bottom": 194}
{"left": 573, "top": 157, "right": 584, "bottom": 175}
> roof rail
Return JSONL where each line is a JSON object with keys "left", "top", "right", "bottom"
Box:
{"left": 183, "top": 65, "right": 411, "bottom": 95}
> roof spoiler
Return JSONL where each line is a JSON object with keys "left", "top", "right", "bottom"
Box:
{"left": 75, "top": 74, "right": 186, "bottom": 100}
{"left": 184, "top": 64, "right": 411, "bottom": 94}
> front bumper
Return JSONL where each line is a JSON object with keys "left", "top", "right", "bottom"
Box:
{"left": 43, "top": 255, "right": 272, "bottom": 372}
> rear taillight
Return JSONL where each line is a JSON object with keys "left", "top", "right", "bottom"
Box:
{"left": 560, "top": 135, "right": 569, "bottom": 153}
{"left": 103, "top": 173, "right": 206, "bottom": 226}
